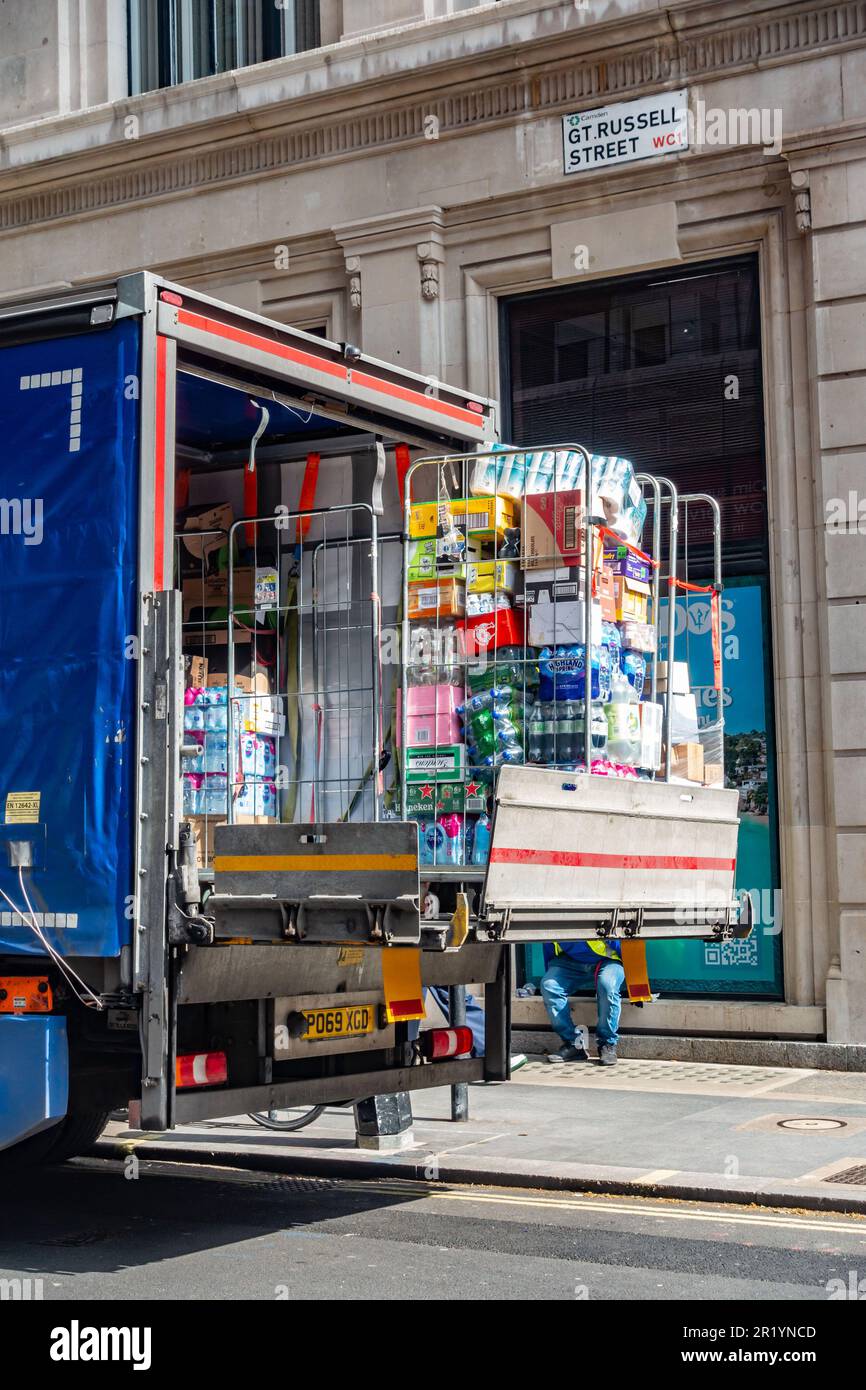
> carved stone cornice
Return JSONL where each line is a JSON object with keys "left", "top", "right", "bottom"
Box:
{"left": 0, "top": 0, "right": 864, "bottom": 234}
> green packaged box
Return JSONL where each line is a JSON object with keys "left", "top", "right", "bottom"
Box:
{"left": 407, "top": 536, "right": 473, "bottom": 583}
{"left": 405, "top": 779, "right": 487, "bottom": 816}
{"left": 404, "top": 743, "right": 465, "bottom": 783}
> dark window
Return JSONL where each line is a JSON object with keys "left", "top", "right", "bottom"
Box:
{"left": 502, "top": 256, "right": 767, "bottom": 575}
{"left": 128, "top": 0, "right": 320, "bottom": 95}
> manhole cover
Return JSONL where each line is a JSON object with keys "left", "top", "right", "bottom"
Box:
{"left": 777, "top": 1117, "right": 847, "bottom": 1131}
{"left": 824, "top": 1164, "right": 866, "bottom": 1186}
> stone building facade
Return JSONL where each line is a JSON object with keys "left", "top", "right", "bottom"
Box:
{"left": 0, "top": 0, "right": 864, "bottom": 1040}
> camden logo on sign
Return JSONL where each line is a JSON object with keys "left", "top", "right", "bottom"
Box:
{"left": 563, "top": 90, "right": 689, "bottom": 174}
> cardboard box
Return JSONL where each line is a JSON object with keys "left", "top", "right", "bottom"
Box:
{"left": 655, "top": 661, "right": 691, "bottom": 696}
{"left": 182, "top": 567, "right": 255, "bottom": 622}
{"left": 603, "top": 543, "right": 652, "bottom": 584}
{"left": 639, "top": 700, "right": 663, "bottom": 772}
{"left": 671, "top": 742, "right": 705, "bottom": 783}
{"left": 185, "top": 812, "right": 275, "bottom": 868}
{"left": 407, "top": 536, "right": 478, "bottom": 583}
{"left": 409, "top": 495, "right": 519, "bottom": 541}
{"left": 620, "top": 620, "right": 656, "bottom": 654}
{"left": 404, "top": 743, "right": 466, "bottom": 783}
{"left": 528, "top": 599, "right": 602, "bottom": 648}
{"left": 179, "top": 502, "right": 234, "bottom": 571}
{"left": 703, "top": 762, "right": 724, "bottom": 787}
{"left": 466, "top": 560, "right": 519, "bottom": 595}
{"left": 183, "top": 655, "right": 208, "bottom": 688}
{"left": 404, "top": 780, "right": 486, "bottom": 816}
{"left": 461, "top": 607, "right": 524, "bottom": 657}
{"left": 396, "top": 685, "right": 463, "bottom": 748}
{"left": 522, "top": 489, "right": 602, "bottom": 572}
{"left": 516, "top": 566, "right": 614, "bottom": 622}
{"left": 407, "top": 576, "right": 466, "bottom": 620}
{"left": 612, "top": 574, "right": 650, "bottom": 623}
{"left": 203, "top": 672, "right": 285, "bottom": 738}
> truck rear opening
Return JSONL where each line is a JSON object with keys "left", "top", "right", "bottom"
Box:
{"left": 0, "top": 272, "right": 748, "bottom": 1161}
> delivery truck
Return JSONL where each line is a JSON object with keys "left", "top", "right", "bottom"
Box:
{"left": 0, "top": 273, "right": 749, "bottom": 1164}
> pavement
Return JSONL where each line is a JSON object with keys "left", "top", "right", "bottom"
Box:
{"left": 95, "top": 1053, "right": 866, "bottom": 1213}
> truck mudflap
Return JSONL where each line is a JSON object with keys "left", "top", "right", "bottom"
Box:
{"left": 480, "top": 766, "right": 750, "bottom": 943}
{"left": 0, "top": 1015, "right": 68, "bottom": 1151}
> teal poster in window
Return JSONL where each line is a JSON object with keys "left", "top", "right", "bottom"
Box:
{"left": 648, "top": 577, "right": 782, "bottom": 996}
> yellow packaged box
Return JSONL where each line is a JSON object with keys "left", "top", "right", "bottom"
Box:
{"left": 409, "top": 495, "right": 519, "bottom": 540}
{"left": 466, "top": 560, "right": 519, "bottom": 595}
{"left": 407, "top": 577, "right": 466, "bottom": 620}
{"left": 613, "top": 574, "right": 651, "bottom": 623}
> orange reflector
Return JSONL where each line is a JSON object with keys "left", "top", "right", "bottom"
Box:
{"left": 175, "top": 1051, "right": 228, "bottom": 1089}
{"left": 621, "top": 940, "right": 652, "bottom": 1003}
{"left": 0, "top": 976, "right": 52, "bottom": 1013}
{"left": 381, "top": 947, "right": 424, "bottom": 1023}
{"left": 422, "top": 1026, "right": 472, "bottom": 1060}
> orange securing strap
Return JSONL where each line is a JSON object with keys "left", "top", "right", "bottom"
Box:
{"left": 296, "top": 452, "right": 321, "bottom": 543}
{"left": 395, "top": 443, "right": 412, "bottom": 505}
{"left": 598, "top": 524, "right": 659, "bottom": 567}
{"left": 668, "top": 580, "right": 723, "bottom": 690}
{"left": 620, "top": 941, "right": 652, "bottom": 1003}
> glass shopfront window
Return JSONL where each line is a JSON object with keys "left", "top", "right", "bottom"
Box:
{"left": 502, "top": 255, "right": 782, "bottom": 999}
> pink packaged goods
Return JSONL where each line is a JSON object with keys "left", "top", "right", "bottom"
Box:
{"left": 396, "top": 684, "right": 463, "bottom": 748}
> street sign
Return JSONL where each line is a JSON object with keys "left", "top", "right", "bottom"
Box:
{"left": 562, "top": 90, "right": 689, "bottom": 174}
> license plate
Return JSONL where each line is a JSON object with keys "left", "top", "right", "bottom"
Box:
{"left": 301, "top": 1004, "right": 376, "bottom": 1042}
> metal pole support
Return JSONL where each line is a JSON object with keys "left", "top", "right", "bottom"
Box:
{"left": 354, "top": 1092, "right": 414, "bottom": 1151}
{"left": 449, "top": 984, "right": 469, "bottom": 1122}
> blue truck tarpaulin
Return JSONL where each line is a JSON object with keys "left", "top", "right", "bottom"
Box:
{"left": 0, "top": 321, "right": 140, "bottom": 958}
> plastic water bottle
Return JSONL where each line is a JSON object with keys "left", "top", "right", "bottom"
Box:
{"left": 471, "top": 814, "right": 492, "bottom": 866}
{"left": 605, "top": 671, "right": 641, "bottom": 763}
{"left": 527, "top": 700, "right": 556, "bottom": 763}
{"left": 554, "top": 699, "right": 580, "bottom": 765}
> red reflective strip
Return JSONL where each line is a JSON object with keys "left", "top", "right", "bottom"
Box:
{"left": 177, "top": 308, "right": 484, "bottom": 427}
{"left": 177, "top": 309, "right": 347, "bottom": 381}
{"left": 389, "top": 997, "right": 425, "bottom": 1019}
{"left": 489, "top": 848, "right": 735, "bottom": 871}
{"left": 153, "top": 335, "right": 168, "bottom": 589}
{"left": 351, "top": 368, "right": 481, "bottom": 426}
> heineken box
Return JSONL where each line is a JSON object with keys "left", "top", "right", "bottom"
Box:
{"left": 404, "top": 778, "right": 487, "bottom": 816}
{"left": 404, "top": 743, "right": 465, "bottom": 783}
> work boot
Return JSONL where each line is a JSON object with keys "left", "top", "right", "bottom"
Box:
{"left": 598, "top": 1044, "right": 618, "bottom": 1066}
{"left": 546, "top": 1042, "right": 590, "bottom": 1064}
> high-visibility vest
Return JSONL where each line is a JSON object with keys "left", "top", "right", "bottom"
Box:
{"left": 554, "top": 940, "right": 621, "bottom": 962}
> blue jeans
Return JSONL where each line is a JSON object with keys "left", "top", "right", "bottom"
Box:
{"left": 540, "top": 958, "right": 626, "bottom": 1049}
{"left": 409, "top": 987, "right": 487, "bottom": 1057}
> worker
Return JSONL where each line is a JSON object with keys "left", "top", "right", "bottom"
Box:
{"left": 540, "top": 940, "right": 625, "bottom": 1066}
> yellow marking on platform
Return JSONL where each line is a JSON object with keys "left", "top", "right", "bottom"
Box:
{"left": 213, "top": 854, "right": 417, "bottom": 873}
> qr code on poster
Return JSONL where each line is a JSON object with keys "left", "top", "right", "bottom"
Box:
{"left": 704, "top": 938, "right": 759, "bottom": 968}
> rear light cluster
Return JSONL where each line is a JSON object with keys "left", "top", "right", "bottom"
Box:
{"left": 0, "top": 976, "right": 52, "bottom": 1013}
{"left": 420, "top": 1026, "right": 473, "bottom": 1061}
{"left": 175, "top": 1051, "right": 227, "bottom": 1089}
